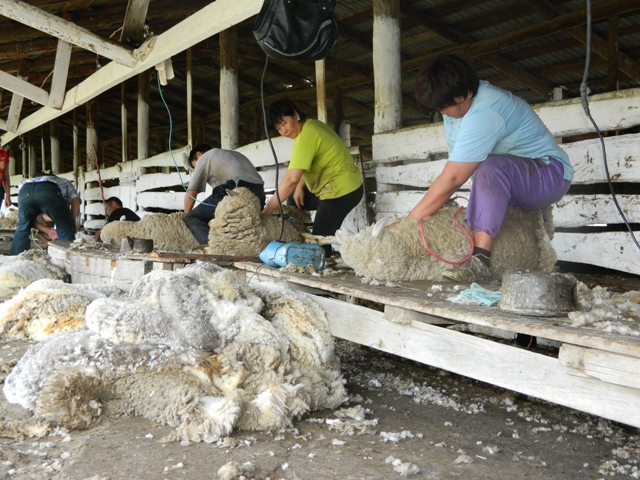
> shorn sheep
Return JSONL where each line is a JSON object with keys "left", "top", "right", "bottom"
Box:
{"left": 99, "top": 188, "right": 308, "bottom": 256}
{"left": 100, "top": 212, "right": 201, "bottom": 252}
{"left": 331, "top": 205, "right": 556, "bottom": 283}
{"left": 4, "top": 263, "right": 347, "bottom": 443}
{"left": 206, "top": 187, "right": 309, "bottom": 256}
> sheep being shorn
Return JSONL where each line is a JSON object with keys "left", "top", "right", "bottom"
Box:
{"left": 4, "top": 263, "right": 347, "bottom": 443}
{"left": 0, "top": 279, "right": 123, "bottom": 340}
{"left": 206, "top": 187, "right": 309, "bottom": 256}
{"left": 0, "top": 250, "right": 68, "bottom": 299}
{"left": 334, "top": 205, "right": 556, "bottom": 282}
{"left": 99, "top": 212, "right": 201, "bottom": 252}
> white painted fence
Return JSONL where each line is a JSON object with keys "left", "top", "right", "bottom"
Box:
{"left": 372, "top": 87, "right": 640, "bottom": 275}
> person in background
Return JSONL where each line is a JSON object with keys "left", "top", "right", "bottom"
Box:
{"left": 92, "top": 197, "right": 141, "bottom": 241}
{"left": 10, "top": 172, "right": 80, "bottom": 255}
{"left": 0, "top": 147, "right": 11, "bottom": 208}
{"left": 407, "top": 54, "right": 572, "bottom": 283}
{"left": 183, "top": 144, "right": 265, "bottom": 245}
{"left": 263, "top": 99, "right": 363, "bottom": 256}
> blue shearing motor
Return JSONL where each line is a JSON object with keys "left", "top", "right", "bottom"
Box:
{"left": 259, "top": 240, "right": 325, "bottom": 270}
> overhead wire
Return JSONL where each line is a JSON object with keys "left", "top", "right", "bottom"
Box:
{"left": 580, "top": 0, "right": 640, "bottom": 251}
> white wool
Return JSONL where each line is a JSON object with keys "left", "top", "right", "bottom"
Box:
{"left": 337, "top": 205, "right": 556, "bottom": 282}
{"left": 0, "top": 250, "right": 67, "bottom": 299}
{"left": 6, "top": 264, "right": 347, "bottom": 442}
{"left": 0, "top": 279, "right": 122, "bottom": 340}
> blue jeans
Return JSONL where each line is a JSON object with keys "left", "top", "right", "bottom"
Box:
{"left": 184, "top": 180, "right": 266, "bottom": 245}
{"left": 10, "top": 182, "right": 76, "bottom": 255}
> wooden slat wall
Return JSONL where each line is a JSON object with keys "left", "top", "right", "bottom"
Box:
{"left": 372, "top": 87, "right": 640, "bottom": 275}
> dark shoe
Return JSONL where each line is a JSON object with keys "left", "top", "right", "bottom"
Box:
{"left": 442, "top": 256, "right": 491, "bottom": 283}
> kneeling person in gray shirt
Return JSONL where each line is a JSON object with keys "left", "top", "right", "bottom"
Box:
{"left": 184, "top": 144, "right": 266, "bottom": 244}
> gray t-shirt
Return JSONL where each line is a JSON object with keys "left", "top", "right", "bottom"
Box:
{"left": 187, "top": 148, "right": 264, "bottom": 193}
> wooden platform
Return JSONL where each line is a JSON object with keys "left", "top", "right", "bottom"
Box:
{"left": 47, "top": 242, "right": 259, "bottom": 291}
{"left": 234, "top": 261, "right": 640, "bottom": 430}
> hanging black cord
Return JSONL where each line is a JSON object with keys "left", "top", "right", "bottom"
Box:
{"left": 260, "top": 54, "right": 286, "bottom": 241}
{"left": 580, "top": 0, "right": 640, "bottom": 251}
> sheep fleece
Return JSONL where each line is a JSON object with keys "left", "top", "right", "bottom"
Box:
{"left": 338, "top": 205, "right": 556, "bottom": 282}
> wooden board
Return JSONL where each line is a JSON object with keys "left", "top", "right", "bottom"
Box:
{"left": 235, "top": 262, "right": 640, "bottom": 358}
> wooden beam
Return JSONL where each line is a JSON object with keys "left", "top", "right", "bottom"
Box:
{"left": 220, "top": 27, "right": 239, "bottom": 150}
{"left": 1, "top": 0, "right": 263, "bottom": 146}
{"left": 48, "top": 40, "right": 73, "bottom": 109}
{"left": 0, "top": 0, "right": 137, "bottom": 67}
{"left": 0, "top": 69, "right": 49, "bottom": 106}
{"left": 120, "top": 0, "right": 151, "bottom": 46}
{"left": 5, "top": 60, "right": 31, "bottom": 133}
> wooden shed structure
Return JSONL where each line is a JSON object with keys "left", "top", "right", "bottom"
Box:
{"left": 2, "top": 0, "right": 640, "bottom": 429}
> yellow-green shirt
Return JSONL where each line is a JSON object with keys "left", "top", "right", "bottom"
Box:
{"left": 288, "top": 119, "right": 362, "bottom": 200}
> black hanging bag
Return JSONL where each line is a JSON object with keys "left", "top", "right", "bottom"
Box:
{"left": 252, "top": 0, "right": 339, "bottom": 62}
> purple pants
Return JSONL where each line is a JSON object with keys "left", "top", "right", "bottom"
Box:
{"left": 465, "top": 154, "right": 570, "bottom": 238}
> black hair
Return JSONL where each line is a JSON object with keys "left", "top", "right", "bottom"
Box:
{"left": 266, "top": 99, "right": 306, "bottom": 129}
{"left": 188, "top": 144, "right": 212, "bottom": 162}
{"left": 105, "top": 196, "right": 123, "bottom": 207}
{"left": 414, "top": 55, "right": 480, "bottom": 113}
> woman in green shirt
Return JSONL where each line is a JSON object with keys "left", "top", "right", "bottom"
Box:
{"left": 264, "top": 99, "right": 363, "bottom": 253}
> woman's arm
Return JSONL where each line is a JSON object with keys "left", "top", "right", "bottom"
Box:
{"left": 263, "top": 168, "right": 304, "bottom": 215}
{"left": 407, "top": 161, "right": 479, "bottom": 219}
{"left": 2, "top": 174, "right": 10, "bottom": 207}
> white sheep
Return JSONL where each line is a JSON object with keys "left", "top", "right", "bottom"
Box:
{"left": 206, "top": 187, "right": 309, "bottom": 256}
{"left": 0, "top": 250, "right": 68, "bottom": 300}
{"left": 0, "top": 279, "right": 122, "bottom": 340}
{"left": 331, "top": 205, "right": 556, "bottom": 282}
{"left": 99, "top": 212, "right": 201, "bottom": 252}
{"left": 4, "top": 263, "right": 347, "bottom": 443}
{"left": 0, "top": 207, "right": 18, "bottom": 229}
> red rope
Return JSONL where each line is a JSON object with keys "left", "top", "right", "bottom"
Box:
{"left": 419, "top": 199, "right": 474, "bottom": 265}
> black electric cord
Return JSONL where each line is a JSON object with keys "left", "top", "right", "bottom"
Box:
{"left": 580, "top": 0, "right": 640, "bottom": 251}
{"left": 260, "top": 55, "right": 286, "bottom": 241}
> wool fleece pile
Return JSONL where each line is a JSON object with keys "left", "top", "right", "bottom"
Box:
{"left": 2, "top": 262, "right": 347, "bottom": 443}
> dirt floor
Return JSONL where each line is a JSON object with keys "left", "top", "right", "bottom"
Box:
{"left": 1, "top": 331, "right": 639, "bottom": 480}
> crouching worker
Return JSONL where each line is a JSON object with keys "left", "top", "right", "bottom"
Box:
{"left": 10, "top": 172, "right": 80, "bottom": 255}
{"left": 184, "top": 144, "right": 266, "bottom": 245}
{"left": 263, "top": 99, "right": 363, "bottom": 256}
{"left": 92, "top": 197, "right": 140, "bottom": 241}
{"left": 408, "top": 55, "right": 573, "bottom": 282}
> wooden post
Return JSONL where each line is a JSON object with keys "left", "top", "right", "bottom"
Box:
{"left": 373, "top": 0, "right": 402, "bottom": 134}
{"left": 220, "top": 28, "right": 239, "bottom": 149}
{"left": 187, "top": 48, "right": 193, "bottom": 147}
{"left": 40, "top": 127, "right": 46, "bottom": 172}
{"left": 8, "top": 140, "right": 16, "bottom": 176}
{"left": 73, "top": 109, "right": 79, "bottom": 184}
{"left": 316, "top": 59, "right": 327, "bottom": 123}
{"left": 138, "top": 70, "right": 150, "bottom": 160}
{"left": 21, "top": 138, "right": 27, "bottom": 177}
{"left": 28, "top": 131, "right": 36, "bottom": 177}
{"left": 50, "top": 119, "right": 61, "bottom": 174}
{"left": 334, "top": 87, "right": 344, "bottom": 134}
{"left": 121, "top": 82, "right": 128, "bottom": 163}
{"left": 86, "top": 100, "right": 98, "bottom": 170}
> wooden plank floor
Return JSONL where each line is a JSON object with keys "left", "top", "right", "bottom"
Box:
{"left": 235, "top": 261, "right": 640, "bottom": 429}
{"left": 235, "top": 261, "right": 640, "bottom": 359}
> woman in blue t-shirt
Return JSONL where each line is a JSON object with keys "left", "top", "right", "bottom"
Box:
{"left": 408, "top": 55, "right": 572, "bottom": 283}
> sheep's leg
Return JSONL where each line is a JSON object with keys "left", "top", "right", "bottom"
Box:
{"left": 301, "top": 233, "right": 339, "bottom": 245}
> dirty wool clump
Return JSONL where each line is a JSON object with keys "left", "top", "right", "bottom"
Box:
{"left": 206, "top": 187, "right": 310, "bottom": 256}
{"left": 0, "top": 207, "right": 18, "bottom": 229}
{"left": 568, "top": 282, "right": 640, "bottom": 336}
{"left": 99, "top": 212, "right": 201, "bottom": 252}
{"left": 4, "top": 263, "right": 348, "bottom": 443}
{"left": 0, "top": 279, "right": 123, "bottom": 340}
{"left": 0, "top": 250, "right": 68, "bottom": 300}
{"left": 337, "top": 205, "right": 556, "bottom": 282}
